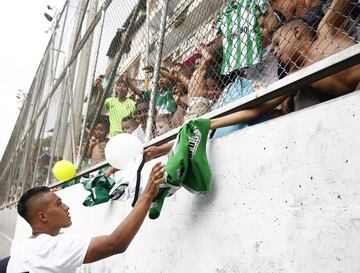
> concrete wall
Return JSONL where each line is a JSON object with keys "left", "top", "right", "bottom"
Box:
{"left": 6, "top": 91, "right": 360, "bottom": 272}
{"left": 0, "top": 206, "right": 17, "bottom": 258}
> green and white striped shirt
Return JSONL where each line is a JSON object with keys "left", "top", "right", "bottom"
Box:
{"left": 217, "top": 0, "right": 265, "bottom": 75}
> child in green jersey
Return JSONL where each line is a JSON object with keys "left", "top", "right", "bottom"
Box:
{"left": 123, "top": 69, "right": 177, "bottom": 115}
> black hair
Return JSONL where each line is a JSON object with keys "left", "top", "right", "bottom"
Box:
{"left": 274, "top": 10, "right": 286, "bottom": 25}
{"left": 136, "top": 97, "right": 150, "bottom": 109}
{"left": 95, "top": 116, "right": 110, "bottom": 131}
{"left": 122, "top": 115, "right": 135, "bottom": 124}
{"left": 39, "top": 153, "right": 50, "bottom": 164}
{"left": 17, "top": 186, "right": 50, "bottom": 224}
{"left": 116, "top": 77, "right": 127, "bottom": 86}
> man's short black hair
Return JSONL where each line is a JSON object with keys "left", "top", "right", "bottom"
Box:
{"left": 17, "top": 186, "right": 50, "bottom": 223}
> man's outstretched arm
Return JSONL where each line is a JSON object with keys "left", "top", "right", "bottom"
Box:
{"left": 188, "top": 45, "right": 214, "bottom": 98}
{"left": 210, "top": 96, "right": 287, "bottom": 129}
{"left": 83, "top": 162, "right": 164, "bottom": 263}
{"left": 144, "top": 142, "right": 174, "bottom": 162}
{"left": 143, "top": 96, "right": 287, "bottom": 160}
{"left": 123, "top": 72, "right": 144, "bottom": 98}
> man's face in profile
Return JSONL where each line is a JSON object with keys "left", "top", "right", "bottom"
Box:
{"left": 40, "top": 192, "right": 72, "bottom": 229}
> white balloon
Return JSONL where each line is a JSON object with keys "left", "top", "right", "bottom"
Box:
{"left": 105, "top": 133, "right": 143, "bottom": 169}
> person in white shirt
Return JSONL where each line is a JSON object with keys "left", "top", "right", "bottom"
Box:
{"left": 7, "top": 163, "right": 164, "bottom": 273}
{"left": 122, "top": 116, "right": 145, "bottom": 143}
{"left": 103, "top": 100, "right": 149, "bottom": 178}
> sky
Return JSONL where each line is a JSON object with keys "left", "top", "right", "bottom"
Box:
{"left": 0, "top": 0, "right": 65, "bottom": 158}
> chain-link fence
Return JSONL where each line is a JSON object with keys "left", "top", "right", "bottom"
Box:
{"left": 1, "top": 0, "right": 360, "bottom": 208}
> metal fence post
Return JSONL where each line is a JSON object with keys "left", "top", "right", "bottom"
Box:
{"left": 77, "top": 0, "right": 144, "bottom": 169}
{"left": 145, "top": 0, "right": 170, "bottom": 142}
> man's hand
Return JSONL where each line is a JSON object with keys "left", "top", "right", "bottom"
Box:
{"left": 142, "top": 162, "right": 164, "bottom": 200}
{"left": 281, "top": 95, "right": 294, "bottom": 114}
{"left": 144, "top": 146, "right": 161, "bottom": 162}
{"left": 103, "top": 167, "right": 119, "bottom": 177}
{"left": 84, "top": 162, "right": 165, "bottom": 264}
{"left": 89, "top": 137, "right": 98, "bottom": 147}
{"left": 144, "top": 142, "right": 174, "bottom": 162}
{"left": 170, "top": 67, "right": 180, "bottom": 78}
{"left": 197, "top": 43, "right": 213, "bottom": 61}
{"left": 211, "top": 14, "right": 218, "bottom": 30}
{"left": 103, "top": 169, "right": 112, "bottom": 177}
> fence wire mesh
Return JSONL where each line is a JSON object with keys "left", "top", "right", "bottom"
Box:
{"left": 1, "top": 0, "right": 360, "bottom": 207}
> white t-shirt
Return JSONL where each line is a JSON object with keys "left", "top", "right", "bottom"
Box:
{"left": 7, "top": 233, "right": 90, "bottom": 273}
{"left": 110, "top": 155, "right": 168, "bottom": 202}
{"left": 131, "top": 125, "right": 145, "bottom": 143}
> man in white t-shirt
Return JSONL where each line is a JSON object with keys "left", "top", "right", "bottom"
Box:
{"left": 7, "top": 162, "right": 165, "bottom": 273}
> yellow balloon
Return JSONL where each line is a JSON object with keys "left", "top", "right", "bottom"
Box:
{"left": 53, "top": 160, "right": 76, "bottom": 181}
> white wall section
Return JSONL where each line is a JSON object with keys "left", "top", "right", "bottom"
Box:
{"left": 6, "top": 91, "right": 360, "bottom": 272}
{"left": 0, "top": 207, "right": 17, "bottom": 258}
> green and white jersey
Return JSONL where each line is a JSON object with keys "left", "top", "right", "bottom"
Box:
{"left": 148, "top": 119, "right": 212, "bottom": 219}
{"left": 217, "top": 0, "right": 265, "bottom": 75}
{"left": 165, "top": 118, "right": 211, "bottom": 194}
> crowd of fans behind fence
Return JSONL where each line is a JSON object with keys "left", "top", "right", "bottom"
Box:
{"left": 81, "top": 0, "right": 360, "bottom": 167}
